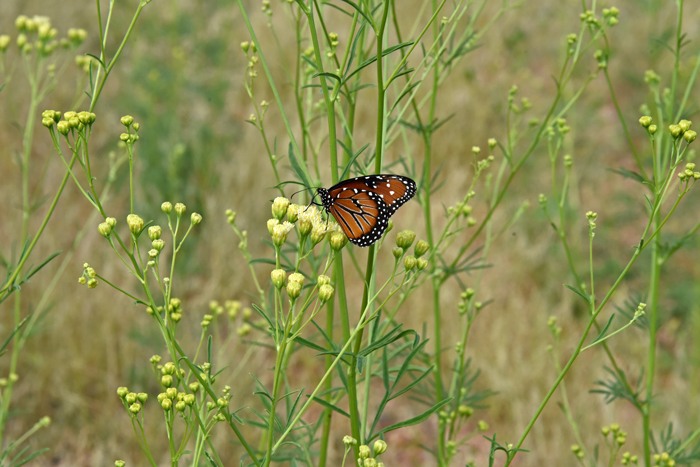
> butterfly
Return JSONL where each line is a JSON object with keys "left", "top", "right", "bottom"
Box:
{"left": 315, "top": 174, "right": 417, "bottom": 247}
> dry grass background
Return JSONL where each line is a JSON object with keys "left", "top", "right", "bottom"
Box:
{"left": 0, "top": 0, "right": 699, "bottom": 465}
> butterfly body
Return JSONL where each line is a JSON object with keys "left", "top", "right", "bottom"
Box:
{"left": 317, "top": 174, "right": 416, "bottom": 247}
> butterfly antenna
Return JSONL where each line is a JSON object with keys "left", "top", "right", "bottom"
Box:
{"left": 290, "top": 186, "right": 315, "bottom": 201}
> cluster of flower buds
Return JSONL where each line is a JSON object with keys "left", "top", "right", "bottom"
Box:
{"left": 678, "top": 162, "right": 699, "bottom": 183}
{"left": 267, "top": 197, "right": 348, "bottom": 251}
{"left": 156, "top": 386, "right": 195, "bottom": 413}
{"left": 621, "top": 451, "right": 638, "bottom": 466}
{"left": 355, "top": 440, "right": 388, "bottom": 467}
{"left": 586, "top": 211, "right": 597, "bottom": 237}
{"left": 78, "top": 262, "right": 98, "bottom": 289}
{"left": 601, "top": 423, "right": 627, "bottom": 446}
{"left": 42, "top": 110, "right": 96, "bottom": 134}
{"left": 653, "top": 452, "right": 675, "bottom": 467}
{"left": 13, "top": 15, "right": 69, "bottom": 57}
{"left": 391, "top": 231, "right": 429, "bottom": 271}
{"left": 116, "top": 386, "right": 148, "bottom": 416}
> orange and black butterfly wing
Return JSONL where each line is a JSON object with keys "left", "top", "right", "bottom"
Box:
{"left": 325, "top": 175, "right": 416, "bottom": 247}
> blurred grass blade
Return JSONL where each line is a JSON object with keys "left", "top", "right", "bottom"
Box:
{"left": 288, "top": 143, "right": 312, "bottom": 189}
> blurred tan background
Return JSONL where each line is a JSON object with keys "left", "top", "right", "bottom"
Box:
{"left": 0, "top": 0, "right": 699, "bottom": 465}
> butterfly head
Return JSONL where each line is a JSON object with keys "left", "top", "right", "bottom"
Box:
{"left": 316, "top": 188, "right": 332, "bottom": 213}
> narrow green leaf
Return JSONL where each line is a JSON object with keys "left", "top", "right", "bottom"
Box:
{"left": 339, "top": 143, "right": 370, "bottom": 180}
{"left": 589, "top": 313, "right": 616, "bottom": 346}
{"left": 252, "top": 304, "right": 275, "bottom": 333}
{"left": 371, "top": 398, "right": 452, "bottom": 441}
{"left": 339, "top": 0, "right": 373, "bottom": 28}
{"left": 307, "top": 395, "right": 350, "bottom": 418}
{"left": 293, "top": 335, "right": 327, "bottom": 353}
{"left": 564, "top": 284, "right": 591, "bottom": 304}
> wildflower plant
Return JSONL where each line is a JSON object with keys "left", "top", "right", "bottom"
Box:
{"left": 0, "top": 4, "right": 148, "bottom": 464}
{"left": 2, "top": 0, "right": 695, "bottom": 465}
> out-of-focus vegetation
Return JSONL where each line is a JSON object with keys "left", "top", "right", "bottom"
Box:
{"left": 0, "top": 0, "right": 699, "bottom": 465}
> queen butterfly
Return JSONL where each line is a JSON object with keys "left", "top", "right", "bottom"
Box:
{"left": 315, "top": 174, "right": 416, "bottom": 247}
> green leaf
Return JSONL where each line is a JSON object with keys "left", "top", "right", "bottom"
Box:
{"left": 356, "top": 355, "right": 366, "bottom": 374}
{"left": 85, "top": 53, "right": 106, "bottom": 69}
{"left": 339, "top": 143, "right": 370, "bottom": 180}
{"left": 293, "top": 336, "right": 327, "bottom": 353}
{"left": 252, "top": 304, "right": 275, "bottom": 334}
{"left": 288, "top": 142, "right": 313, "bottom": 189}
{"left": 339, "top": 0, "right": 373, "bottom": 28}
{"left": 312, "top": 71, "right": 342, "bottom": 84}
{"left": 588, "top": 313, "right": 616, "bottom": 347}
{"left": 343, "top": 42, "right": 414, "bottom": 86}
{"left": 371, "top": 397, "right": 452, "bottom": 441}
{"left": 564, "top": 284, "right": 591, "bottom": 304}
{"left": 308, "top": 395, "right": 350, "bottom": 418}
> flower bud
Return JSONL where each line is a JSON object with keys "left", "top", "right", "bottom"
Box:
{"left": 286, "top": 281, "right": 302, "bottom": 300}
{"left": 272, "top": 197, "right": 290, "bottom": 220}
{"left": 404, "top": 255, "right": 416, "bottom": 270}
{"left": 137, "top": 393, "right": 148, "bottom": 403}
{"left": 416, "top": 258, "right": 428, "bottom": 270}
{"left": 648, "top": 124, "right": 657, "bottom": 135}
{"left": 683, "top": 130, "right": 696, "bottom": 143}
{"left": 363, "top": 459, "right": 377, "bottom": 467}
{"left": 317, "top": 275, "right": 331, "bottom": 286}
{"left": 343, "top": 435, "right": 357, "bottom": 446}
{"left": 359, "top": 445, "right": 371, "bottom": 460}
{"left": 57, "top": 120, "right": 70, "bottom": 135}
{"left": 175, "top": 401, "right": 186, "bottom": 412}
{"left": 151, "top": 239, "right": 164, "bottom": 251}
{"left": 639, "top": 116, "right": 652, "bottom": 128}
{"left": 87, "top": 278, "right": 97, "bottom": 289}
{"left": 669, "top": 124, "right": 682, "bottom": 138}
{"left": 392, "top": 247, "right": 403, "bottom": 259}
{"left": 146, "top": 225, "right": 161, "bottom": 240}
{"left": 117, "top": 387, "right": 129, "bottom": 398}
{"left": 396, "top": 230, "right": 416, "bottom": 250}
{"left": 329, "top": 231, "right": 348, "bottom": 251}
{"left": 42, "top": 117, "right": 54, "bottom": 128}
{"left": 488, "top": 138, "right": 497, "bottom": 149}
{"left": 271, "top": 269, "right": 286, "bottom": 289}
{"left": 189, "top": 382, "right": 200, "bottom": 393}
{"left": 184, "top": 394, "right": 195, "bottom": 406}
{"left": 98, "top": 222, "right": 112, "bottom": 237}
{"left": 125, "top": 392, "right": 137, "bottom": 404}
{"left": 414, "top": 240, "right": 429, "bottom": 257}
{"left": 319, "top": 284, "right": 334, "bottom": 302}
{"left": 126, "top": 214, "right": 144, "bottom": 235}
{"left": 161, "top": 202, "right": 173, "bottom": 214}
{"left": 679, "top": 119, "right": 692, "bottom": 132}
{"left": 373, "top": 440, "right": 387, "bottom": 456}
{"left": 191, "top": 212, "right": 202, "bottom": 225}
{"left": 386, "top": 219, "right": 394, "bottom": 234}
{"left": 272, "top": 222, "right": 294, "bottom": 246}
{"left": 115, "top": 461, "right": 125, "bottom": 467}
{"left": 287, "top": 204, "right": 301, "bottom": 222}
{"left": 129, "top": 402, "right": 141, "bottom": 414}
{"left": 121, "top": 115, "right": 134, "bottom": 127}
{"left": 161, "top": 398, "right": 172, "bottom": 410}
{"left": 267, "top": 218, "right": 279, "bottom": 235}
{"left": 161, "top": 375, "right": 173, "bottom": 387}
{"left": 241, "top": 41, "right": 250, "bottom": 53}
{"left": 174, "top": 203, "right": 186, "bottom": 216}
{"left": 298, "top": 218, "right": 313, "bottom": 236}
{"left": 237, "top": 323, "right": 252, "bottom": 336}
